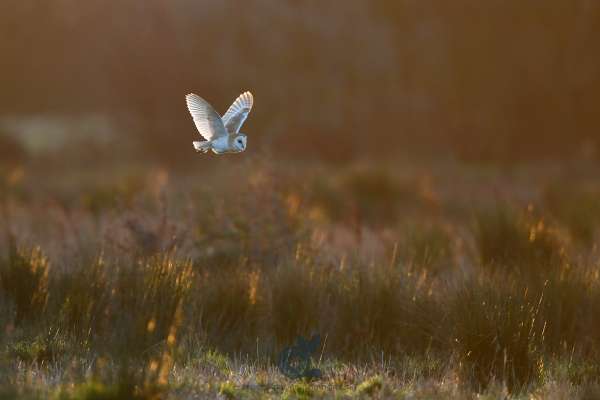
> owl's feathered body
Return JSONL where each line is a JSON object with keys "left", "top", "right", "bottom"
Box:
{"left": 186, "top": 91, "right": 254, "bottom": 154}
{"left": 193, "top": 134, "right": 247, "bottom": 154}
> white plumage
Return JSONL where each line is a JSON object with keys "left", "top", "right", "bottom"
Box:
{"left": 186, "top": 91, "right": 253, "bottom": 154}
{"left": 222, "top": 91, "right": 253, "bottom": 134}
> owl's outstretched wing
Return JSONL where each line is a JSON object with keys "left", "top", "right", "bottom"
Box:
{"left": 185, "top": 93, "right": 228, "bottom": 140}
{"left": 222, "top": 91, "right": 253, "bottom": 134}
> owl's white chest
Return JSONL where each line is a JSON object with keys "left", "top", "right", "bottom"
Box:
{"left": 211, "top": 136, "right": 237, "bottom": 154}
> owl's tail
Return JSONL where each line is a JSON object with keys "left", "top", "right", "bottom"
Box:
{"left": 192, "top": 140, "right": 211, "bottom": 153}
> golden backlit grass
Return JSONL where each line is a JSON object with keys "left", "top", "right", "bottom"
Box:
{"left": 1, "top": 160, "right": 600, "bottom": 398}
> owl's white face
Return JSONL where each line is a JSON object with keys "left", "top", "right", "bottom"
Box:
{"left": 234, "top": 134, "right": 247, "bottom": 152}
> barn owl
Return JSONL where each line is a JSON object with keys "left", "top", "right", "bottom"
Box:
{"left": 185, "top": 91, "right": 254, "bottom": 154}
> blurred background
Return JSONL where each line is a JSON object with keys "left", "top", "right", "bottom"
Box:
{"left": 3, "top": 4, "right": 600, "bottom": 395}
{"left": 1, "top": 0, "right": 599, "bottom": 169}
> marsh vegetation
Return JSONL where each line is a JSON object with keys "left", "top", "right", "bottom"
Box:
{"left": 1, "top": 159, "right": 600, "bottom": 399}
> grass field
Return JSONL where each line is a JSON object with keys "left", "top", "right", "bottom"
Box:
{"left": 1, "top": 157, "right": 600, "bottom": 399}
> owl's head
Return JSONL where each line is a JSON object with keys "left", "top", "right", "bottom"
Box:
{"left": 234, "top": 134, "right": 247, "bottom": 152}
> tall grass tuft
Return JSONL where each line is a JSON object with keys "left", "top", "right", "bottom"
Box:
{"left": 269, "top": 262, "right": 325, "bottom": 346}
{"left": 100, "top": 256, "right": 191, "bottom": 362}
{"left": 53, "top": 257, "right": 109, "bottom": 340}
{"left": 0, "top": 239, "right": 49, "bottom": 324}
{"left": 449, "top": 278, "right": 546, "bottom": 391}
{"left": 188, "top": 264, "right": 261, "bottom": 352}
{"left": 327, "top": 264, "right": 440, "bottom": 357}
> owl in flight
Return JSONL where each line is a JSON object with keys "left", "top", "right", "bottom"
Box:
{"left": 185, "top": 91, "right": 254, "bottom": 154}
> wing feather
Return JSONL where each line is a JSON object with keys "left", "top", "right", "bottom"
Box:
{"left": 185, "top": 93, "right": 227, "bottom": 140}
{"left": 222, "top": 91, "right": 254, "bottom": 134}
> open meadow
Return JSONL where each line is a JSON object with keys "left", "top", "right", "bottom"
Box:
{"left": 1, "top": 156, "right": 600, "bottom": 399}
